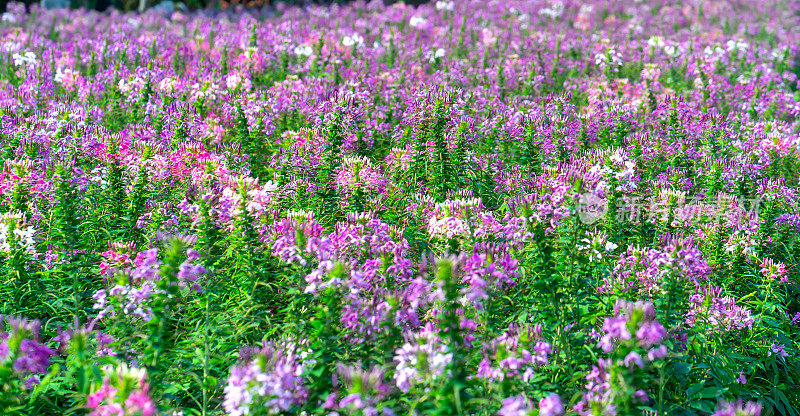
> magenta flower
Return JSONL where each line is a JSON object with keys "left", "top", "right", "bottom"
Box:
{"left": 712, "top": 399, "right": 762, "bottom": 416}
{"left": 538, "top": 394, "right": 564, "bottom": 416}
{"left": 498, "top": 394, "right": 532, "bottom": 416}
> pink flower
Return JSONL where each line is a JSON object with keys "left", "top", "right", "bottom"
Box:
{"left": 498, "top": 394, "right": 531, "bottom": 416}
{"left": 736, "top": 371, "right": 747, "bottom": 384}
{"left": 124, "top": 386, "right": 156, "bottom": 416}
{"left": 623, "top": 351, "right": 645, "bottom": 369}
{"left": 768, "top": 342, "right": 789, "bottom": 361}
{"left": 712, "top": 399, "right": 762, "bottom": 416}
{"left": 760, "top": 258, "right": 788, "bottom": 282}
{"left": 90, "top": 403, "right": 125, "bottom": 416}
{"left": 86, "top": 380, "right": 117, "bottom": 409}
{"left": 538, "top": 394, "right": 564, "bottom": 416}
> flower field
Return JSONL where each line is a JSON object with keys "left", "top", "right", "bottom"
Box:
{"left": 1, "top": 0, "right": 799, "bottom": 415}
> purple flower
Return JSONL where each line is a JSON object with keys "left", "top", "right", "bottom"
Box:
{"left": 623, "top": 351, "right": 645, "bottom": 369}
{"left": 223, "top": 340, "right": 312, "bottom": 416}
{"left": 0, "top": 338, "right": 8, "bottom": 360}
{"left": 339, "top": 393, "right": 364, "bottom": 409}
{"left": 13, "top": 339, "right": 54, "bottom": 374}
{"left": 712, "top": 400, "right": 762, "bottom": 416}
{"left": 124, "top": 385, "right": 156, "bottom": 416}
{"left": 633, "top": 389, "right": 649, "bottom": 402}
{"left": 23, "top": 375, "right": 40, "bottom": 390}
{"left": 735, "top": 371, "right": 747, "bottom": 384}
{"left": 498, "top": 394, "right": 531, "bottom": 416}
{"left": 477, "top": 323, "right": 550, "bottom": 382}
{"left": 768, "top": 342, "right": 789, "bottom": 361}
{"left": 685, "top": 285, "right": 754, "bottom": 332}
{"left": 96, "top": 332, "right": 116, "bottom": 357}
{"left": 647, "top": 345, "right": 668, "bottom": 361}
{"left": 177, "top": 261, "right": 207, "bottom": 290}
{"left": 635, "top": 321, "right": 666, "bottom": 347}
{"left": 538, "top": 394, "right": 564, "bottom": 416}
{"left": 131, "top": 248, "right": 161, "bottom": 282}
{"left": 334, "top": 363, "right": 391, "bottom": 413}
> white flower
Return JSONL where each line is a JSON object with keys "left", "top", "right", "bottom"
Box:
{"left": 703, "top": 45, "right": 723, "bottom": 57}
{"left": 54, "top": 68, "right": 67, "bottom": 83}
{"left": 609, "top": 49, "right": 623, "bottom": 66}
{"left": 594, "top": 50, "right": 622, "bottom": 71}
{"left": 770, "top": 47, "right": 786, "bottom": 61}
{"left": 594, "top": 53, "right": 608, "bottom": 67}
{"left": 726, "top": 39, "right": 749, "bottom": 54}
{"left": 118, "top": 79, "right": 131, "bottom": 94}
{"left": 13, "top": 227, "right": 35, "bottom": 250}
{"left": 262, "top": 181, "right": 278, "bottom": 192}
{"left": 409, "top": 16, "right": 427, "bottom": 29}
{"left": 646, "top": 36, "right": 665, "bottom": 48}
{"left": 293, "top": 44, "right": 313, "bottom": 56}
{"left": 0, "top": 212, "right": 35, "bottom": 254}
{"left": 736, "top": 74, "right": 750, "bottom": 85}
{"left": 0, "top": 41, "right": 21, "bottom": 53}
{"left": 539, "top": 1, "right": 565, "bottom": 19}
{"left": 434, "top": 48, "right": 445, "bottom": 59}
{"left": 342, "top": 34, "right": 364, "bottom": 48}
{"left": 0, "top": 223, "right": 9, "bottom": 252}
{"left": 158, "top": 77, "right": 177, "bottom": 93}
{"left": 12, "top": 51, "right": 36, "bottom": 67}
{"left": 226, "top": 73, "right": 242, "bottom": 90}
{"left": 435, "top": 0, "right": 454, "bottom": 11}
{"left": 610, "top": 151, "right": 625, "bottom": 165}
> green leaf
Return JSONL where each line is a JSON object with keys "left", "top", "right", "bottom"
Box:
{"left": 672, "top": 361, "right": 692, "bottom": 375}
{"left": 686, "top": 381, "right": 705, "bottom": 398}
{"left": 689, "top": 400, "right": 715, "bottom": 413}
{"left": 698, "top": 386, "right": 724, "bottom": 399}
{"left": 203, "top": 376, "right": 218, "bottom": 390}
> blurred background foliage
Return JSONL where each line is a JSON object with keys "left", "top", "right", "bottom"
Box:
{"left": 3, "top": 0, "right": 430, "bottom": 13}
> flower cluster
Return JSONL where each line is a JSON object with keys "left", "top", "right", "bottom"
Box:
{"left": 685, "top": 285, "right": 755, "bottom": 332}
{"left": 0, "top": 316, "right": 54, "bottom": 390}
{"left": 575, "top": 301, "right": 669, "bottom": 415}
{"left": 86, "top": 364, "right": 156, "bottom": 416}
{"left": 760, "top": 258, "right": 788, "bottom": 283}
{"left": 331, "top": 363, "right": 393, "bottom": 415}
{"left": 393, "top": 324, "right": 453, "bottom": 393}
{"left": 0, "top": 211, "right": 35, "bottom": 254}
{"left": 92, "top": 246, "right": 205, "bottom": 322}
{"left": 223, "top": 340, "right": 314, "bottom": 416}
{"left": 476, "top": 323, "right": 551, "bottom": 383}
{"left": 0, "top": 0, "right": 797, "bottom": 414}
{"left": 711, "top": 399, "right": 763, "bottom": 416}
{"left": 603, "top": 236, "right": 711, "bottom": 295}
{"left": 498, "top": 393, "right": 564, "bottom": 416}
